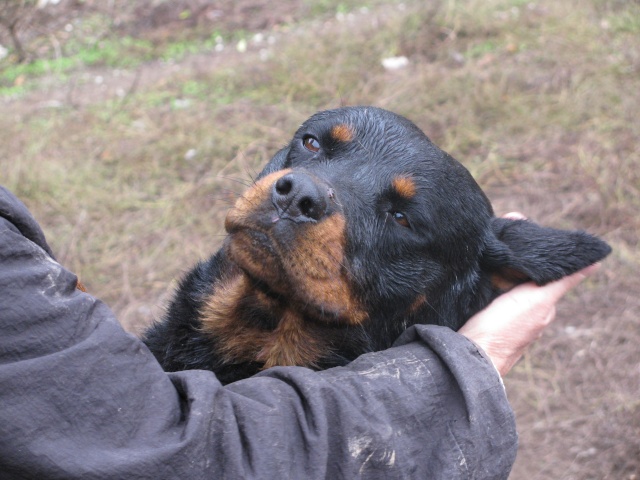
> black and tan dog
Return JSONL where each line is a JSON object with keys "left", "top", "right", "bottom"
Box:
{"left": 143, "top": 107, "right": 610, "bottom": 384}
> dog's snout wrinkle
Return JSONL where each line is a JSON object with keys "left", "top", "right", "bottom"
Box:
{"left": 273, "top": 173, "right": 329, "bottom": 222}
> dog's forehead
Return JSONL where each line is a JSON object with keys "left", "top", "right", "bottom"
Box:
{"left": 300, "top": 107, "right": 438, "bottom": 174}
{"left": 291, "top": 107, "right": 485, "bottom": 206}
{"left": 302, "top": 107, "right": 425, "bottom": 144}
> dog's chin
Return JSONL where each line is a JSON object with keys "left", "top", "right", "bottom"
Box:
{"left": 227, "top": 229, "right": 288, "bottom": 294}
{"left": 227, "top": 230, "right": 366, "bottom": 325}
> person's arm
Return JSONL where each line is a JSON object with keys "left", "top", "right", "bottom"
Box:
{"left": 0, "top": 186, "right": 516, "bottom": 480}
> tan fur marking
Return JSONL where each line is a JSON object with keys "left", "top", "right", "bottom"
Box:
{"left": 200, "top": 273, "right": 326, "bottom": 368}
{"left": 228, "top": 229, "right": 288, "bottom": 294}
{"left": 490, "top": 274, "right": 517, "bottom": 292}
{"left": 258, "top": 311, "right": 324, "bottom": 368}
{"left": 408, "top": 294, "right": 427, "bottom": 314}
{"left": 283, "top": 213, "right": 368, "bottom": 325}
{"left": 491, "top": 268, "right": 529, "bottom": 292}
{"left": 331, "top": 124, "right": 355, "bottom": 142}
{"left": 76, "top": 279, "right": 87, "bottom": 292}
{"left": 200, "top": 275, "right": 264, "bottom": 363}
{"left": 392, "top": 176, "right": 417, "bottom": 200}
{"left": 225, "top": 169, "right": 292, "bottom": 233}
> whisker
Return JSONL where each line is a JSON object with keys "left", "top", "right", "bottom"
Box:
{"left": 210, "top": 189, "right": 242, "bottom": 201}
{"left": 244, "top": 167, "right": 259, "bottom": 185}
{"left": 209, "top": 188, "right": 240, "bottom": 197}
{"left": 217, "top": 175, "right": 253, "bottom": 188}
{"left": 423, "top": 299, "right": 446, "bottom": 324}
{"left": 211, "top": 199, "right": 236, "bottom": 207}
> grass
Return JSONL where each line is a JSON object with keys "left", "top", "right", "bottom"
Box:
{"left": 1, "top": 0, "right": 639, "bottom": 476}
{"left": 0, "top": 36, "right": 154, "bottom": 93}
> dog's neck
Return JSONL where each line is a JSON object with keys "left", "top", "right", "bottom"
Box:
{"left": 199, "top": 271, "right": 369, "bottom": 370}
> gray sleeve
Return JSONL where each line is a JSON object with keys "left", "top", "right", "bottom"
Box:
{"left": 0, "top": 186, "right": 516, "bottom": 480}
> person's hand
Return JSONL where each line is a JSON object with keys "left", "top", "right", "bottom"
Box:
{"left": 459, "top": 213, "right": 601, "bottom": 376}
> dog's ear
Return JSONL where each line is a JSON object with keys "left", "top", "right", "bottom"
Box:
{"left": 256, "top": 145, "right": 291, "bottom": 180}
{"left": 480, "top": 217, "right": 611, "bottom": 290}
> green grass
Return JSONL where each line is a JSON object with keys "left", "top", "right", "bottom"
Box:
{"left": 0, "top": 29, "right": 251, "bottom": 96}
{"left": 1, "top": 56, "right": 75, "bottom": 85}
{"left": 605, "top": 3, "right": 640, "bottom": 33}
{"left": 0, "top": 36, "right": 153, "bottom": 95}
{"left": 302, "top": 0, "right": 386, "bottom": 16}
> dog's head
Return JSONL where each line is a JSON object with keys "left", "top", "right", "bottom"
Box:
{"left": 223, "top": 107, "right": 610, "bottom": 346}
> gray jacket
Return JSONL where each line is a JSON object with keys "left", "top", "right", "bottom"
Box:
{"left": 0, "top": 185, "right": 516, "bottom": 479}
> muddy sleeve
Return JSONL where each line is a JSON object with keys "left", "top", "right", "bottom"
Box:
{"left": 0, "top": 186, "right": 517, "bottom": 480}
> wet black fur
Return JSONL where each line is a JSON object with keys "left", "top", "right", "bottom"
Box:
{"left": 143, "top": 107, "right": 611, "bottom": 384}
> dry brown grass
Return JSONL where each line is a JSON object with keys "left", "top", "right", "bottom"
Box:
{"left": 1, "top": 0, "right": 639, "bottom": 476}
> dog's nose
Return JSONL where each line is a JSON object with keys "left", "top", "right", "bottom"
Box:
{"left": 272, "top": 173, "right": 329, "bottom": 222}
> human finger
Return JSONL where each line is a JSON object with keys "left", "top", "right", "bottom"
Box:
{"left": 531, "top": 263, "right": 601, "bottom": 305}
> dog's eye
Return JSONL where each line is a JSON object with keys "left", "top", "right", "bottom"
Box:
{"left": 391, "top": 211, "right": 410, "bottom": 228}
{"left": 302, "top": 135, "right": 321, "bottom": 153}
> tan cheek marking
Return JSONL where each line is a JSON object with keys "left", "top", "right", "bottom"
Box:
{"left": 392, "top": 176, "right": 417, "bottom": 200}
{"left": 283, "top": 214, "right": 368, "bottom": 325}
{"left": 331, "top": 124, "right": 355, "bottom": 142}
{"left": 200, "top": 273, "right": 326, "bottom": 368}
{"left": 224, "top": 169, "right": 292, "bottom": 232}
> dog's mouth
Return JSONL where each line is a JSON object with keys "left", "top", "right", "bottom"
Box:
{"left": 224, "top": 169, "right": 368, "bottom": 325}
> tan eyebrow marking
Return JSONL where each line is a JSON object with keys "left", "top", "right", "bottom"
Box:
{"left": 330, "top": 124, "right": 355, "bottom": 142}
{"left": 392, "top": 176, "right": 417, "bottom": 200}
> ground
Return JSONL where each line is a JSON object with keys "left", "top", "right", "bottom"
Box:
{"left": 1, "top": 0, "right": 639, "bottom": 477}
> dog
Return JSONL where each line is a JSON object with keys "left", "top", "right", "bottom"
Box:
{"left": 143, "top": 106, "right": 611, "bottom": 384}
